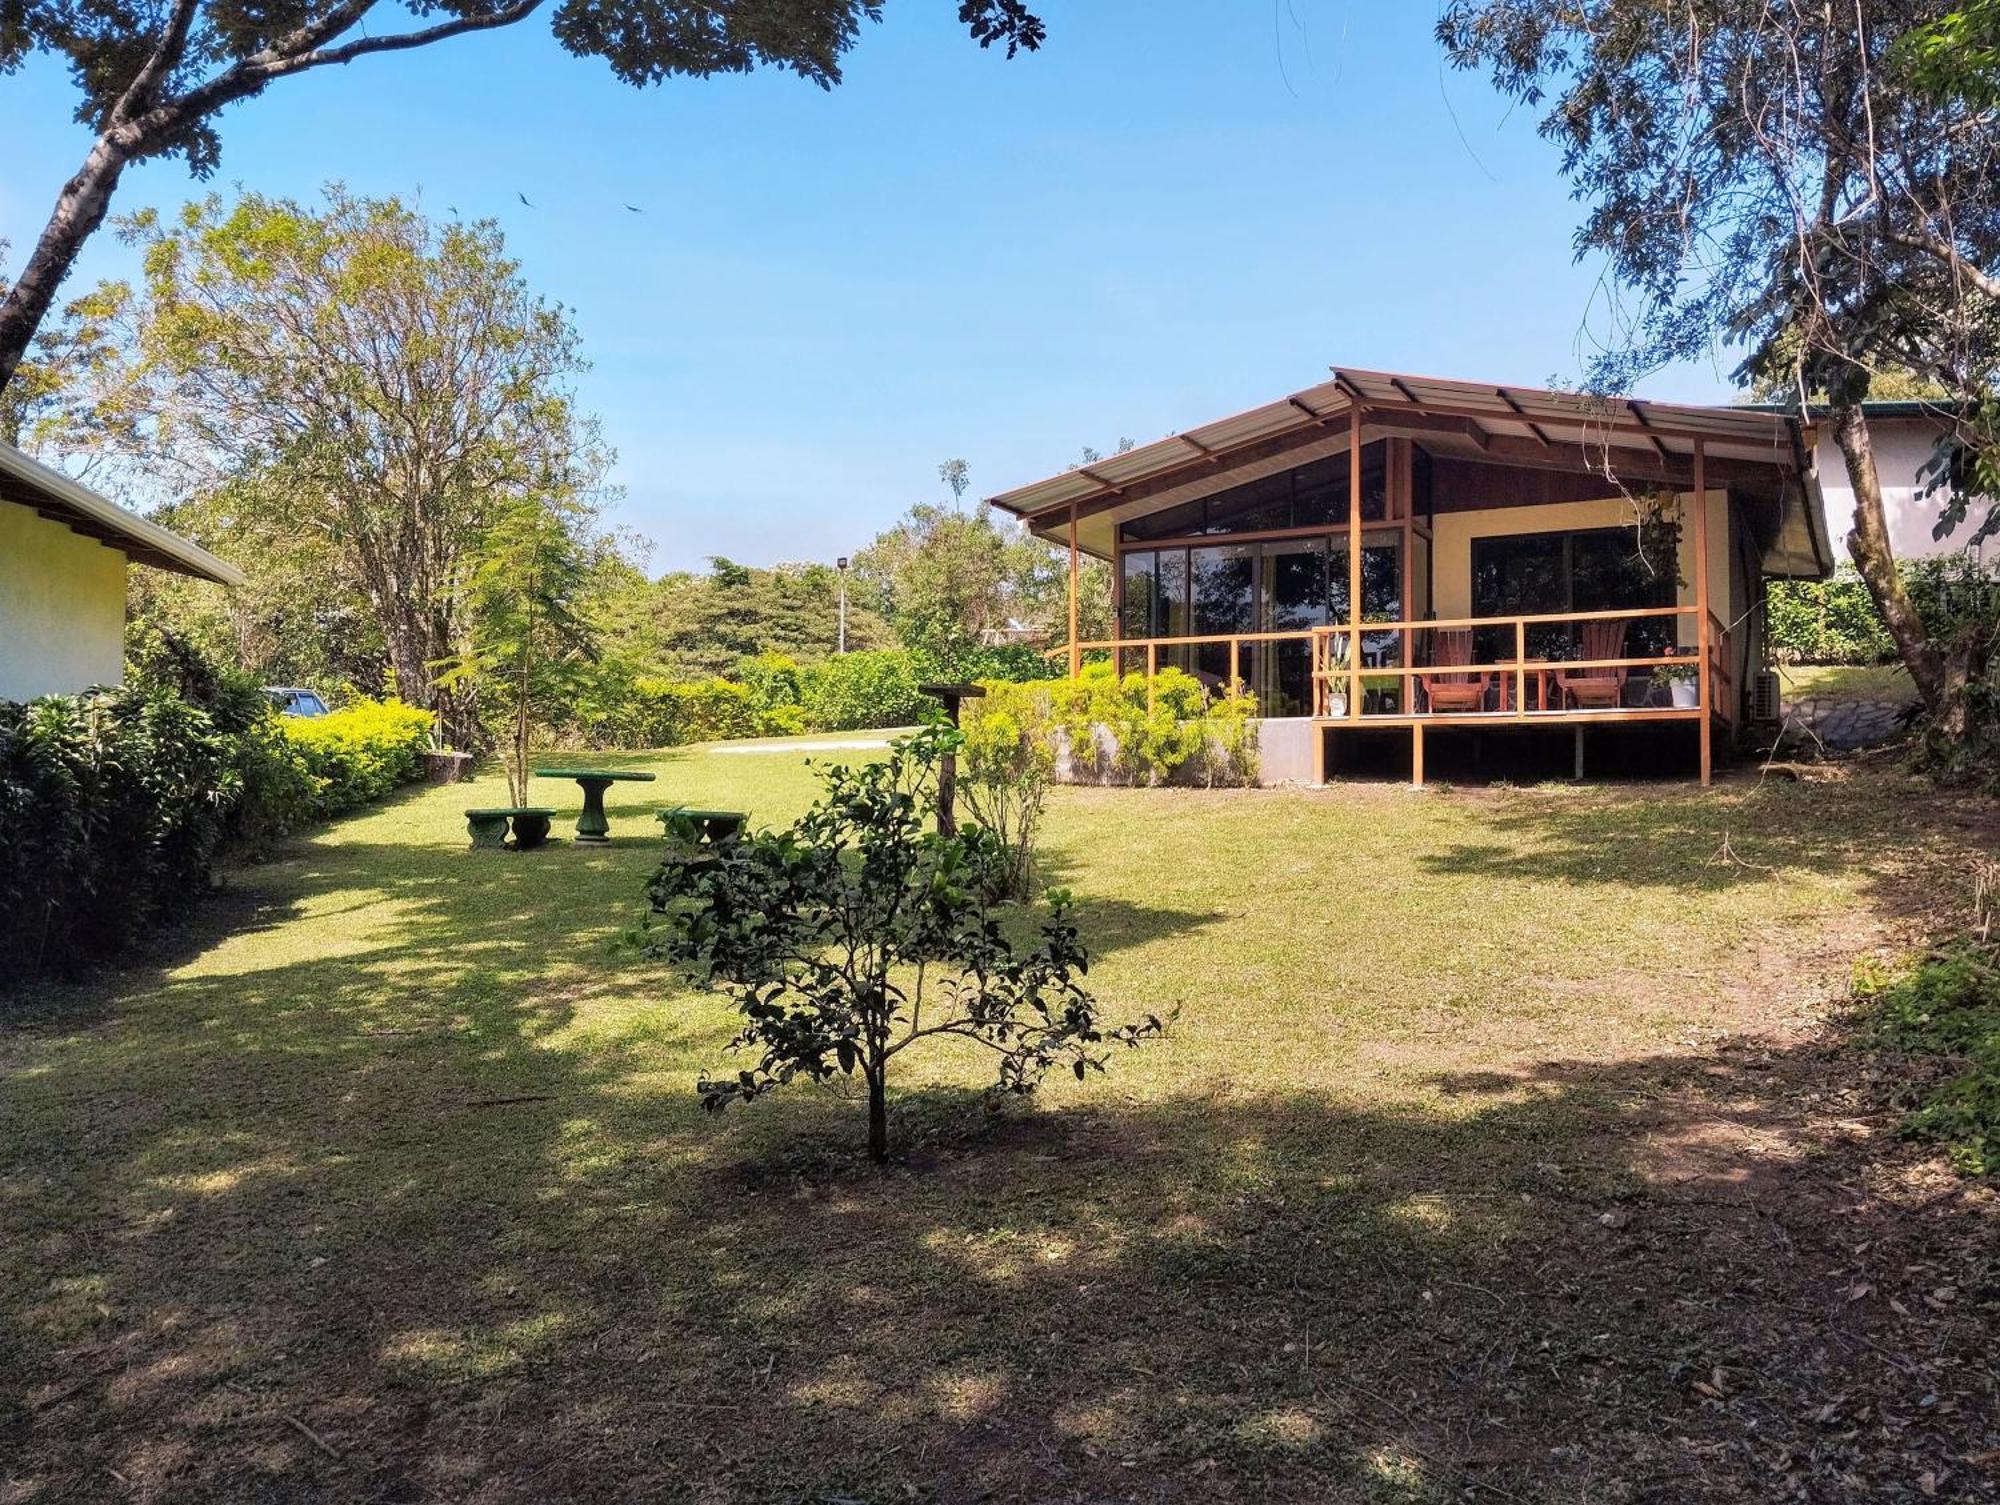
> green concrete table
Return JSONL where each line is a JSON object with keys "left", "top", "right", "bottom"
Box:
{"left": 533, "top": 768, "right": 657, "bottom": 844}
{"left": 465, "top": 808, "right": 556, "bottom": 850}
{"left": 657, "top": 807, "right": 748, "bottom": 846}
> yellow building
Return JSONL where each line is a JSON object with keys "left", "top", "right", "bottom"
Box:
{"left": 0, "top": 442, "right": 242, "bottom": 702}
{"left": 988, "top": 367, "right": 1836, "bottom": 786}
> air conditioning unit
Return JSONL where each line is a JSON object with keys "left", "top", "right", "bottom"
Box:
{"left": 1751, "top": 670, "right": 1782, "bottom": 723}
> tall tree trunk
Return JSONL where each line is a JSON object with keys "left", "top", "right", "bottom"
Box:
{"left": 373, "top": 591, "right": 480, "bottom": 750}
{"left": 0, "top": 134, "right": 137, "bottom": 392}
{"left": 1832, "top": 403, "right": 1957, "bottom": 731}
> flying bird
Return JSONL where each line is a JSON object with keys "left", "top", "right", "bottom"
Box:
{"left": 625, "top": 204, "right": 644, "bottom": 214}
{"left": 517, "top": 191, "right": 533, "bottom": 208}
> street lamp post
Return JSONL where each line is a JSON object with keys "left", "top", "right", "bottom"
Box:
{"left": 836, "top": 556, "right": 849, "bottom": 654}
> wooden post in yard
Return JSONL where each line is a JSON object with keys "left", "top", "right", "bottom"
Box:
{"left": 1692, "top": 439, "right": 1713, "bottom": 786}
{"left": 919, "top": 682, "right": 986, "bottom": 837}
{"left": 1348, "top": 405, "right": 1363, "bottom": 720}
{"left": 1068, "top": 503, "right": 1082, "bottom": 681}
{"left": 1411, "top": 722, "right": 1425, "bottom": 788}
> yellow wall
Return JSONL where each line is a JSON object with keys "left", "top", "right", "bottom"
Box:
{"left": 1429, "top": 490, "right": 1734, "bottom": 648}
{"left": 0, "top": 496, "right": 129, "bottom": 700}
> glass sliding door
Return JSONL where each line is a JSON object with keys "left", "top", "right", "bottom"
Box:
{"left": 1330, "top": 532, "right": 1406, "bottom": 712}
{"left": 1256, "top": 539, "right": 1329, "bottom": 715}
{"left": 1471, "top": 527, "right": 1676, "bottom": 660}
{"left": 1189, "top": 543, "right": 1253, "bottom": 687}
{"left": 1120, "top": 546, "right": 1194, "bottom": 673}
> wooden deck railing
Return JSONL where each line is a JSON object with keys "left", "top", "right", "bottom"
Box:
{"left": 1050, "top": 604, "right": 1730, "bottom": 722}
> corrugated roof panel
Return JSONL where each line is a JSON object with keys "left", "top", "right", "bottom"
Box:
{"left": 986, "top": 364, "right": 1810, "bottom": 520}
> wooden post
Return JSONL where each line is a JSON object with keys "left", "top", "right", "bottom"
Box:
{"left": 1067, "top": 503, "right": 1082, "bottom": 680}
{"left": 919, "top": 682, "right": 986, "bottom": 836}
{"left": 1146, "top": 642, "right": 1157, "bottom": 714}
{"left": 1348, "top": 405, "right": 1363, "bottom": 720}
{"left": 1515, "top": 619, "right": 1528, "bottom": 718}
{"left": 1574, "top": 726, "right": 1585, "bottom": 781}
{"left": 1229, "top": 637, "right": 1241, "bottom": 696}
{"left": 1692, "top": 439, "right": 1713, "bottom": 786}
{"left": 1411, "top": 721, "right": 1425, "bottom": 788}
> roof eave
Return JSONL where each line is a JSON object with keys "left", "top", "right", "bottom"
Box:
{"left": 0, "top": 443, "right": 245, "bottom": 587}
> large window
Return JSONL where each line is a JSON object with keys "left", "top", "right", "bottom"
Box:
{"left": 1470, "top": 525, "right": 1676, "bottom": 659}
{"left": 1119, "top": 442, "right": 1390, "bottom": 543}
{"left": 1120, "top": 533, "right": 1403, "bottom": 714}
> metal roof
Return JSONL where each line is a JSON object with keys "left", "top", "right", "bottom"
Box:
{"left": 987, "top": 367, "right": 1812, "bottom": 522}
{"left": 0, "top": 441, "right": 244, "bottom": 586}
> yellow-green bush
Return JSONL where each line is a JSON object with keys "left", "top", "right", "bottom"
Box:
{"left": 280, "top": 699, "right": 436, "bottom": 815}
{"left": 970, "top": 665, "right": 1259, "bottom": 789}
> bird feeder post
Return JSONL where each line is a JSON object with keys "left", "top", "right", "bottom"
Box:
{"left": 919, "top": 682, "right": 986, "bottom": 836}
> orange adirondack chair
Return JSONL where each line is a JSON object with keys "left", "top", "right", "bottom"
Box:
{"left": 1554, "top": 619, "right": 1630, "bottom": 710}
{"left": 1422, "top": 628, "right": 1492, "bottom": 714}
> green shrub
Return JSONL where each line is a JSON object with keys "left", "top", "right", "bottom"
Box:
{"left": 798, "top": 649, "right": 930, "bottom": 731}
{"left": 0, "top": 689, "right": 239, "bottom": 980}
{"left": 1028, "top": 664, "right": 1259, "bottom": 787}
{"left": 1768, "top": 559, "right": 1997, "bottom": 665}
{"left": 281, "top": 699, "right": 435, "bottom": 815}
{"left": 585, "top": 676, "right": 766, "bottom": 748}
{"left": 959, "top": 683, "right": 1058, "bottom": 900}
{"left": 1, "top": 673, "right": 434, "bottom": 986}
{"left": 1766, "top": 570, "right": 1898, "bottom": 664}
{"left": 1856, "top": 944, "right": 2000, "bottom": 1174}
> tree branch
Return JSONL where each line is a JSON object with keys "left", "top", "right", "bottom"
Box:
{"left": 110, "top": 0, "right": 206, "bottom": 126}
{"left": 1883, "top": 225, "right": 2000, "bottom": 303}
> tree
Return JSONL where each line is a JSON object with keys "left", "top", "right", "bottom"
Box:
{"left": 852, "top": 459, "right": 1115, "bottom": 667}
{"left": 0, "top": 0, "right": 1047, "bottom": 392}
{"left": 1438, "top": 1, "right": 2000, "bottom": 739}
{"left": 643, "top": 724, "right": 1161, "bottom": 1162}
{"left": 439, "top": 495, "right": 599, "bottom": 805}
{"left": 591, "top": 556, "right": 892, "bottom": 679}
{"left": 90, "top": 188, "right": 606, "bottom": 747}
{"left": 1900, "top": 0, "right": 2000, "bottom": 107}
{"left": 126, "top": 481, "right": 390, "bottom": 694}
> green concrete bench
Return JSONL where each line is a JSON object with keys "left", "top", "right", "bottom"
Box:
{"left": 657, "top": 807, "right": 748, "bottom": 846}
{"left": 465, "top": 807, "right": 557, "bottom": 850}
{"left": 533, "top": 767, "right": 658, "bottom": 844}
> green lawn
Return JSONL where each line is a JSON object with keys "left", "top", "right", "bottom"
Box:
{"left": 3, "top": 743, "right": 1995, "bottom": 1502}
{"left": 1777, "top": 661, "right": 1918, "bottom": 702}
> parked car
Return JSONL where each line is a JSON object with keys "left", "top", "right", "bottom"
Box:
{"left": 264, "top": 686, "right": 330, "bottom": 718}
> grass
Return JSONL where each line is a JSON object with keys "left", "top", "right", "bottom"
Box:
{"left": 1776, "top": 661, "right": 1918, "bottom": 701}
{"left": 3, "top": 742, "right": 1997, "bottom": 1502}
{"left": 1857, "top": 944, "right": 2000, "bottom": 1175}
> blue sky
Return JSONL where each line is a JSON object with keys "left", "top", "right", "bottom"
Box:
{"left": 1, "top": 3, "right": 1743, "bottom": 572}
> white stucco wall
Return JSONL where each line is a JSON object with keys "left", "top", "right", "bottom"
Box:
{"left": 0, "top": 496, "right": 129, "bottom": 700}
{"left": 1812, "top": 417, "right": 1992, "bottom": 563}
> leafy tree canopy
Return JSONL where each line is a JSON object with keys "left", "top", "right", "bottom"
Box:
{"left": 1438, "top": 0, "right": 2000, "bottom": 732}
{"left": 0, "top": 0, "right": 1047, "bottom": 388}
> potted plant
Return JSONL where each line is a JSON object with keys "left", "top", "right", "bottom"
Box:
{"left": 1652, "top": 661, "right": 1700, "bottom": 708}
{"left": 1323, "top": 636, "right": 1350, "bottom": 717}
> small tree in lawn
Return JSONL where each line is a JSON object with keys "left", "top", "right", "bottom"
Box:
{"left": 642, "top": 725, "right": 1161, "bottom": 1163}
{"left": 441, "top": 497, "right": 597, "bottom": 806}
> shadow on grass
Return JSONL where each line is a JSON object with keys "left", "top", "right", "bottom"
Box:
{"left": 6, "top": 773, "right": 1997, "bottom": 1501}
{"left": 7, "top": 931, "right": 1996, "bottom": 1503}
{"left": 1416, "top": 774, "right": 1983, "bottom": 903}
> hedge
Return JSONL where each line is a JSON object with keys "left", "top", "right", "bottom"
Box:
{"left": 1768, "top": 558, "right": 1998, "bottom": 665}
{"left": 1765, "top": 570, "right": 1897, "bottom": 664}
{"left": 967, "top": 665, "right": 1260, "bottom": 788}
{"left": 1, "top": 686, "right": 434, "bottom": 986}
{"left": 282, "top": 699, "right": 436, "bottom": 814}
{"left": 553, "top": 646, "right": 1061, "bottom": 750}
